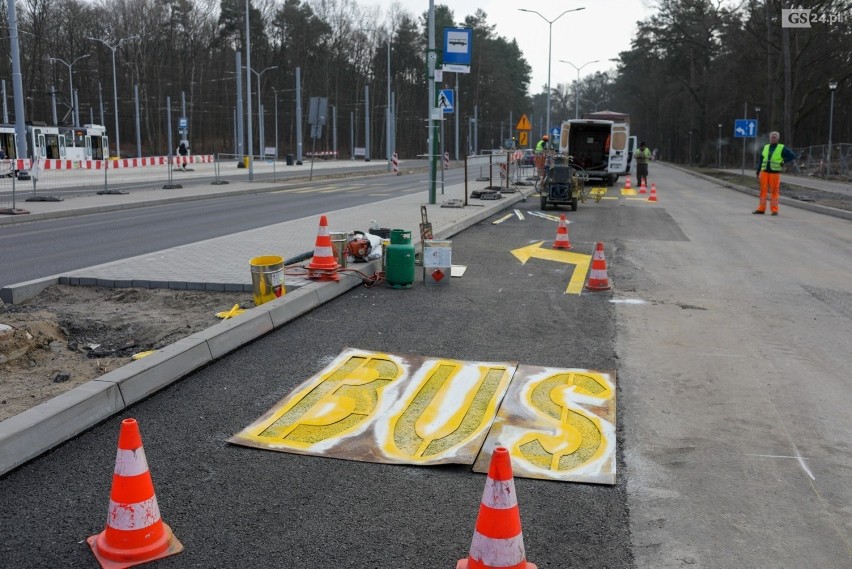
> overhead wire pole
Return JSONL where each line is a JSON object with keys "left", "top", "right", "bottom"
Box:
{"left": 245, "top": 0, "right": 254, "bottom": 180}
{"left": 518, "top": 7, "right": 585, "bottom": 136}
{"left": 427, "top": 0, "right": 438, "bottom": 204}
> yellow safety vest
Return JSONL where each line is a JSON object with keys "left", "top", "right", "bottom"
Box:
{"left": 634, "top": 147, "right": 651, "bottom": 164}
{"left": 761, "top": 144, "right": 786, "bottom": 172}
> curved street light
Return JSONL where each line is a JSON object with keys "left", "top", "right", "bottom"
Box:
{"left": 248, "top": 65, "right": 278, "bottom": 157}
{"left": 582, "top": 98, "right": 608, "bottom": 112}
{"left": 518, "top": 8, "right": 585, "bottom": 138}
{"left": 561, "top": 59, "right": 599, "bottom": 118}
{"left": 87, "top": 35, "right": 139, "bottom": 157}
{"left": 48, "top": 54, "right": 89, "bottom": 127}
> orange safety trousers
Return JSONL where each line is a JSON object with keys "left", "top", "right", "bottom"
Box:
{"left": 758, "top": 171, "right": 781, "bottom": 213}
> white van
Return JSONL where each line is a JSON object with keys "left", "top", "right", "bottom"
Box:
{"left": 558, "top": 114, "right": 631, "bottom": 186}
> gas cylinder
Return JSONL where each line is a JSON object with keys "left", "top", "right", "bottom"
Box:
{"left": 385, "top": 229, "right": 415, "bottom": 288}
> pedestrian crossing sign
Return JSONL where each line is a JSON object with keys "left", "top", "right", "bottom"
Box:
{"left": 438, "top": 89, "right": 454, "bottom": 113}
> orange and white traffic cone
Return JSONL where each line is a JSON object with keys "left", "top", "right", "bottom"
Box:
{"left": 638, "top": 180, "right": 647, "bottom": 194}
{"left": 306, "top": 215, "right": 341, "bottom": 281}
{"left": 457, "top": 447, "right": 537, "bottom": 569}
{"left": 623, "top": 178, "right": 632, "bottom": 191}
{"left": 584, "top": 241, "right": 612, "bottom": 292}
{"left": 648, "top": 183, "right": 657, "bottom": 202}
{"left": 88, "top": 418, "right": 183, "bottom": 569}
{"left": 553, "top": 213, "right": 572, "bottom": 250}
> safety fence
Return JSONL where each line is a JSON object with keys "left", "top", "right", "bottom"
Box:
{"left": 462, "top": 152, "right": 526, "bottom": 204}
{"left": 790, "top": 144, "right": 851, "bottom": 179}
{"left": 0, "top": 153, "right": 298, "bottom": 214}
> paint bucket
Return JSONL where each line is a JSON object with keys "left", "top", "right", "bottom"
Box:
{"left": 329, "top": 231, "right": 348, "bottom": 269}
{"left": 249, "top": 255, "right": 285, "bottom": 305}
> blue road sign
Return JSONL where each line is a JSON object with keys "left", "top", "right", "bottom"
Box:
{"left": 550, "top": 127, "right": 561, "bottom": 139}
{"left": 443, "top": 28, "right": 472, "bottom": 66}
{"left": 438, "top": 89, "right": 454, "bottom": 113}
{"left": 734, "top": 119, "right": 757, "bottom": 138}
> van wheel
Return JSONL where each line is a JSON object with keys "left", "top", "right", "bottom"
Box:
{"left": 571, "top": 197, "right": 578, "bottom": 211}
{"left": 605, "top": 175, "right": 614, "bottom": 187}
{"left": 540, "top": 194, "right": 548, "bottom": 210}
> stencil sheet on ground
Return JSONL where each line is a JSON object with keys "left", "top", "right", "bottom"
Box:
{"left": 230, "top": 348, "right": 617, "bottom": 484}
{"left": 229, "top": 347, "right": 516, "bottom": 465}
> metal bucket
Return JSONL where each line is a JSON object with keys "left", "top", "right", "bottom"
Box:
{"left": 329, "top": 231, "right": 348, "bottom": 268}
{"left": 249, "top": 255, "right": 285, "bottom": 306}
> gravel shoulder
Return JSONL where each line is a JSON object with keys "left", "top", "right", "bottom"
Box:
{"left": 0, "top": 285, "right": 251, "bottom": 421}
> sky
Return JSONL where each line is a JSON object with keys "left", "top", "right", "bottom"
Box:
{"left": 392, "top": 0, "right": 655, "bottom": 95}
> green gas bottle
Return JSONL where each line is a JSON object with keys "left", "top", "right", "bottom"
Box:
{"left": 385, "top": 229, "right": 415, "bottom": 288}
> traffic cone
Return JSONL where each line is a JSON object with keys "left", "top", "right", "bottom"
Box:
{"left": 648, "top": 183, "right": 658, "bottom": 202}
{"left": 457, "top": 447, "right": 537, "bottom": 569}
{"left": 623, "top": 178, "right": 632, "bottom": 190}
{"left": 553, "top": 213, "right": 572, "bottom": 250}
{"left": 306, "top": 215, "right": 341, "bottom": 281}
{"left": 638, "top": 180, "right": 647, "bottom": 194}
{"left": 584, "top": 242, "right": 612, "bottom": 292}
{"left": 88, "top": 418, "right": 183, "bottom": 569}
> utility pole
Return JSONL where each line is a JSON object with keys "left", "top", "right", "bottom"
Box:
{"left": 427, "top": 0, "right": 438, "bottom": 204}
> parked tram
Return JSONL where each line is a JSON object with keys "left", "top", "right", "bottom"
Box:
{"left": 0, "top": 124, "right": 17, "bottom": 159}
{"left": 61, "top": 124, "right": 109, "bottom": 160}
{"left": 25, "top": 121, "right": 66, "bottom": 159}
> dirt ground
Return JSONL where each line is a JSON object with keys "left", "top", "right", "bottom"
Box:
{"left": 0, "top": 285, "right": 252, "bottom": 421}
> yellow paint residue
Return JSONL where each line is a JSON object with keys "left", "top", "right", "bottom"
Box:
{"left": 250, "top": 354, "right": 400, "bottom": 447}
{"left": 386, "top": 361, "right": 510, "bottom": 461}
{"left": 513, "top": 372, "right": 612, "bottom": 473}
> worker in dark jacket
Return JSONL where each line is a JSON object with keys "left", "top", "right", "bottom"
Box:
{"left": 754, "top": 131, "right": 796, "bottom": 216}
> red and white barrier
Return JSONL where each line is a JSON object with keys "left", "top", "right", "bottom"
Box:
{"left": 8, "top": 154, "right": 214, "bottom": 172}
{"left": 443, "top": 151, "right": 450, "bottom": 170}
{"left": 392, "top": 152, "right": 399, "bottom": 175}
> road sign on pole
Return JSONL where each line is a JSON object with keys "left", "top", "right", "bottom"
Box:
{"left": 437, "top": 89, "right": 454, "bottom": 113}
{"left": 734, "top": 119, "right": 757, "bottom": 138}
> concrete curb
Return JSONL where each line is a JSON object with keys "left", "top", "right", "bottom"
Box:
{"left": 0, "top": 189, "right": 530, "bottom": 476}
{"left": 666, "top": 162, "right": 852, "bottom": 221}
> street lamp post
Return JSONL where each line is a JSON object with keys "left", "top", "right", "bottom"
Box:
{"left": 561, "top": 59, "right": 599, "bottom": 119}
{"left": 827, "top": 81, "right": 837, "bottom": 176}
{"left": 87, "top": 35, "right": 139, "bottom": 157}
{"left": 519, "top": 7, "right": 585, "bottom": 137}
{"left": 48, "top": 54, "right": 89, "bottom": 127}
{"left": 582, "top": 98, "right": 608, "bottom": 112}
{"left": 272, "top": 87, "right": 279, "bottom": 160}
{"left": 717, "top": 123, "right": 722, "bottom": 168}
{"left": 249, "top": 65, "right": 277, "bottom": 159}
{"left": 688, "top": 130, "right": 693, "bottom": 165}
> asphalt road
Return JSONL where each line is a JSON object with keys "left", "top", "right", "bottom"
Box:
{"left": 1, "top": 163, "right": 850, "bottom": 568}
{"left": 0, "top": 193, "right": 632, "bottom": 568}
{"left": 0, "top": 167, "right": 464, "bottom": 287}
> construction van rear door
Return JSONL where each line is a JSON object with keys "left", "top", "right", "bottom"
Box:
{"left": 558, "top": 121, "right": 571, "bottom": 155}
{"left": 607, "top": 123, "right": 629, "bottom": 175}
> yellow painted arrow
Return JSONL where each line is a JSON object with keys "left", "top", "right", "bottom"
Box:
{"left": 511, "top": 241, "right": 592, "bottom": 295}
